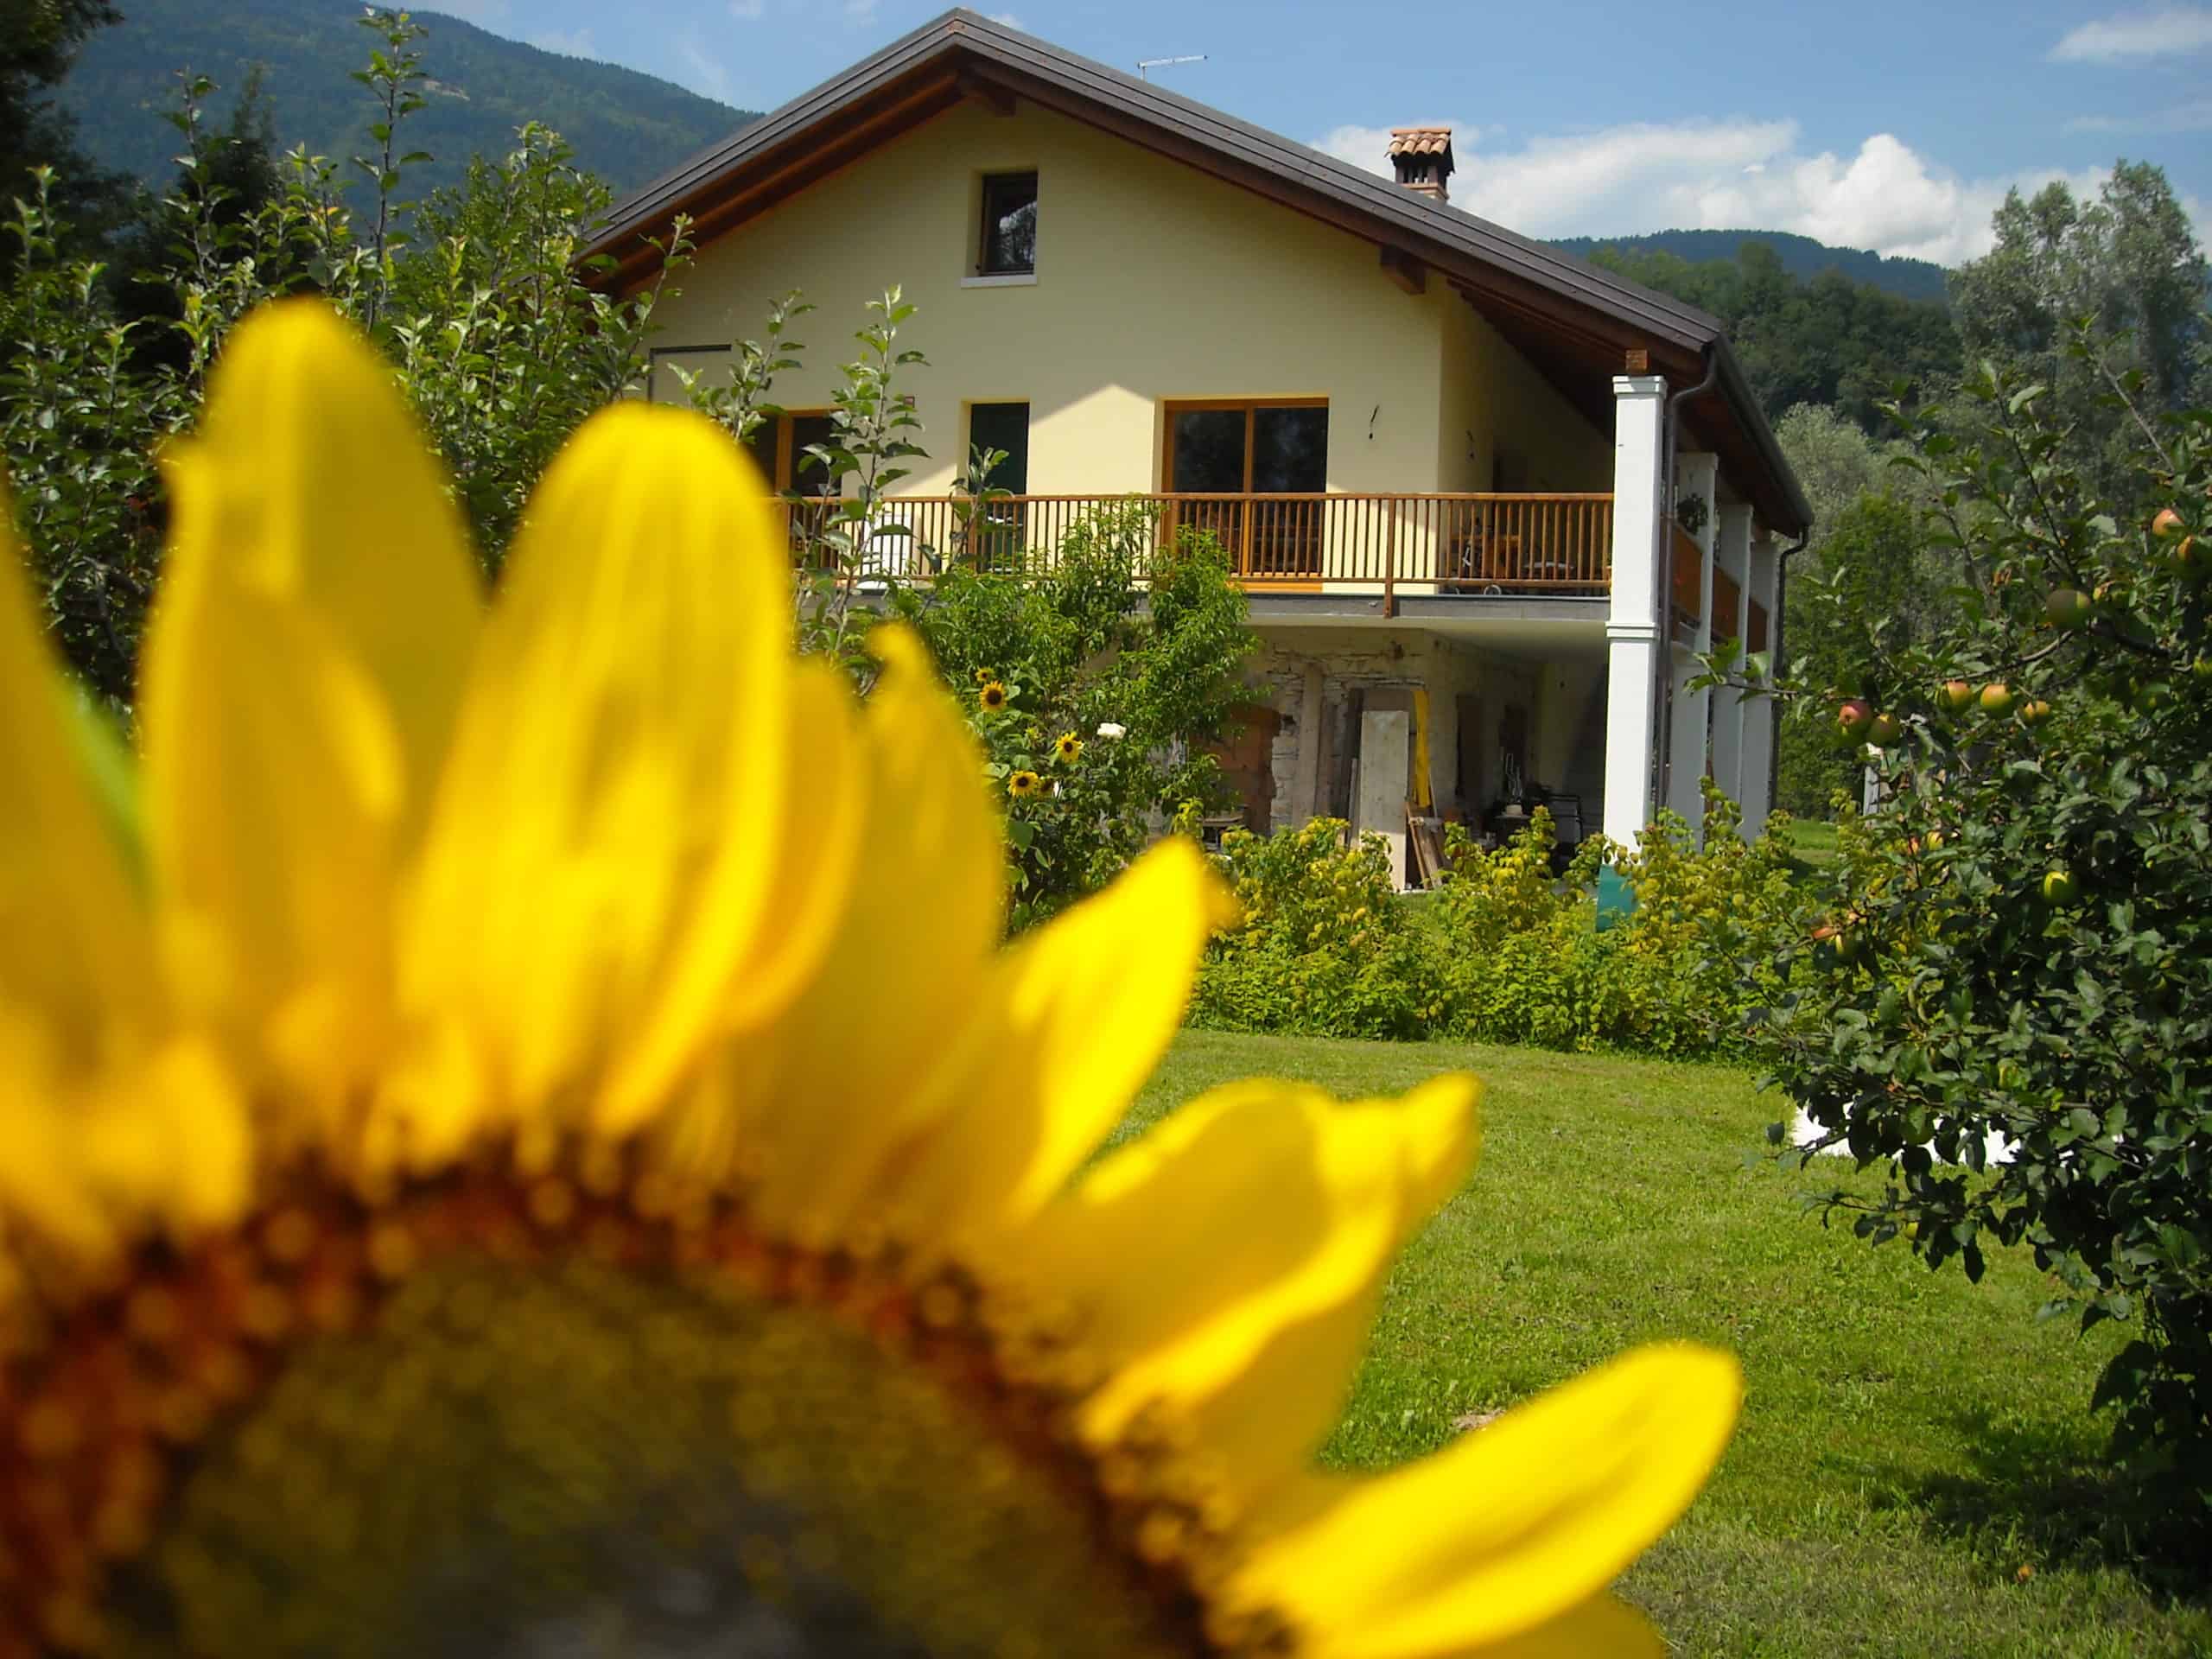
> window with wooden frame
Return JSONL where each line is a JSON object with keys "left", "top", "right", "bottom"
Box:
{"left": 1161, "top": 399, "right": 1329, "bottom": 581}
{"left": 977, "top": 171, "right": 1038, "bottom": 276}
{"left": 741, "top": 410, "right": 839, "bottom": 497}
{"left": 738, "top": 410, "right": 840, "bottom": 560}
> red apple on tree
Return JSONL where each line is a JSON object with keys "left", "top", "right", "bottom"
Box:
{"left": 1980, "top": 683, "right": 2016, "bottom": 716}
{"left": 2021, "top": 699, "right": 2053, "bottom": 726}
{"left": 1837, "top": 698, "right": 1875, "bottom": 740}
{"left": 2152, "top": 506, "right": 2185, "bottom": 540}
{"left": 1866, "top": 712, "right": 1903, "bottom": 747}
{"left": 1940, "top": 679, "right": 1975, "bottom": 713}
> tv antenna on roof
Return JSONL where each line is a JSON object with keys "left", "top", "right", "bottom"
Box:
{"left": 1136, "top": 54, "right": 1206, "bottom": 80}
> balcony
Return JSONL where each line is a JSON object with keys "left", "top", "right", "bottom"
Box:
{"left": 775, "top": 492, "right": 1615, "bottom": 604}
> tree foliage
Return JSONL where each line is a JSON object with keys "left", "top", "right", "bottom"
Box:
{"left": 0, "top": 0, "right": 133, "bottom": 245}
{"left": 1589, "top": 238, "right": 1961, "bottom": 433}
{"left": 1951, "top": 162, "right": 2212, "bottom": 511}
{"left": 1751, "top": 341, "right": 2212, "bottom": 1503}
{"left": 0, "top": 10, "right": 683, "bottom": 702}
{"left": 53, "top": 0, "right": 752, "bottom": 207}
{"left": 898, "top": 502, "right": 1255, "bottom": 931}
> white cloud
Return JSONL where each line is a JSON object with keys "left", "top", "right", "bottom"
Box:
{"left": 729, "top": 0, "right": 766, "bottom": 17}
{"left": 1314, "top": 117, "right": 2104, "bottom": 266}
{"left": 987, "top": 10, "right": 1023, "bottom": 25}
{"left": 529, "top": 26, "right": 597, "bottom": 58}
{"left": 2050, "top": 5, "right": 2212, "bottom": 61}
{"left": 844, "top": 0, "right": 880, "bottom": 21}
{"left": 2064, "top": 97, "right": 2212, "bottom": 132}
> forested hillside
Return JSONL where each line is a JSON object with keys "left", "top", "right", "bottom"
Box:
{"left": 1581, "top": 239, "right": 1961, "bottom": 432}
{"left": 58, "top": 0, "right": 755, "bottom": 202}
{"left": 1549, "top": 229, "right": 1948, "bottom": 304}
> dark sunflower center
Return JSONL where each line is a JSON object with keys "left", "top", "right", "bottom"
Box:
{"left": 103, "top": 1256, "right": 1208, "bottom": 1659}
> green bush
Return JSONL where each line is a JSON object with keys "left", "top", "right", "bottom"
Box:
{"left": 1192, "top": 796, "right": 1809, "bottom": 1055}
{"left": 897, "top": 501, "right": 1255, "bottom": 931}
{"left": 1189, "top": 818, "right": 1437, "bottom": 1039}
{"left": 1747, "top": 342, "right": 2212, "bottom": 1500}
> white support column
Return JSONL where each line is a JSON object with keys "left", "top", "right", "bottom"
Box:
{"left": 1710, "top": 503, "right": 1753, "bottom": 826}
{"left": 1602, "top": 374, "right": 1667, "bottom": 850}
{"left": 1740, "top": 531, "right": 1781, "bottom": 837}
{"left": 1667, "top": 452, "right": 1719, "bottom": 840}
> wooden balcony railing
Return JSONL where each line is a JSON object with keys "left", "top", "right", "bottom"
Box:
{"left": 1669, "top": 521, "right": 1704, "bottom": 640}
{"left": 775, "top": 491, "right": 1614, "bottom": 605}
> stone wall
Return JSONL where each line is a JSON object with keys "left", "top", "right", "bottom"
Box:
{"left": 1243, "top": 627, "right": 1567, "bottom": 835}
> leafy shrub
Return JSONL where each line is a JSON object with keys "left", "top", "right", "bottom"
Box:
{"left": 1188, "top": 818, "right": 1436, "bottom": 1039}
{"left": 1193, "top": 797, "right": 1810, "bottom": 1054}
{"left": 1745, "top": 341, "right": 2212, "bottom": 1499}
{"left": 899, "top": 501, "right": 1255, "bottom": 931}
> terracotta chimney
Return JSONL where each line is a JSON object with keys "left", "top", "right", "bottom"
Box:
{"left": 1387, "top": 127, "right": 1454, "bottom": 204}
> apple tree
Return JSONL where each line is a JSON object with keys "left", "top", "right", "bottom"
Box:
{"left": 1743, "top": 339, "right": 2212, "bottom": 1502}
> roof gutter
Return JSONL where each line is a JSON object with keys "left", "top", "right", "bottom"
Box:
{"left": 1653, "top": 344, "right": 1719, "bottom": 829}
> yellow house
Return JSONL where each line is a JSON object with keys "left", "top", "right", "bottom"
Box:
{"left": 583, "top": 9, "right": 1810, "bottom": 876}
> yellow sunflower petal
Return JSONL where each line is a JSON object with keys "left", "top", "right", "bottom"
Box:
{"left": 1431, "top": 1593, "right": 1665, "bottom": 1659}
{"left": 644, "top": 652, "right": 868, "bottom": 1180}
{"left": 0, "top": 480, "right": 160, "bottom": 1069}
{"left": 721, "top": 626, "right": 1005, "bottom": 1238}
{"left": 0, "top": 1007, "right": 249, "bottom": 1263}
{"left": 1027, "top": 1075, "right": 1477, "bottom": 1511}
{"left": 138, "top": 302, "right": 480, "bottom": 1122}
{"left": 887, "top": 835, "right": 1236, "bottom": 1256}
{"left": 1227, "top": 1343, "right": 1741, "bottom": 1659}
{"left": 386, "top": 403, "right": 794, "bottom": 1165}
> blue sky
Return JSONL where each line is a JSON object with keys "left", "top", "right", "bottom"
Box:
{"left": 448, "top": 0, "right": 2212, "bottom": 264}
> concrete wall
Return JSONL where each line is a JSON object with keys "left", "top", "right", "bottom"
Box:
{"left": 652, "top": 99, "right": 1452, "bottom": 495}
{"left": 1438, "top": 296, "right": 1613, "bottom": 494}
{"left": 652, "top": 98, "right": 1609, "bottom": 504}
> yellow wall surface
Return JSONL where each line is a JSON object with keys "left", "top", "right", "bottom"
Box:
{"left": 651, "top": 98, "right": 1608, "bottom": 502}
{"left": 1438, "top": 295, "right": 1613, "bottom": 494}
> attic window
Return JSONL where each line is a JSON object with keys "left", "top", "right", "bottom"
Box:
{"left": 979, "top": 171, "right": 1038, "bottom": 275}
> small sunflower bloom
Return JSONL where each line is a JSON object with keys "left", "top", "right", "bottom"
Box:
{"left": 973, "top": 665, "right": 997, "bottom": 685}
{"left": 978, "top": 679, "right": 1009, "bottom": 713}
{"left": 0, "top": 300, "right": 1740, "bottom": 1658}
{"left": 1007, "top": 768, "right": 1043, "bottom": 798}
{"left": 1054, "top": 732, "right": 1084, "bottom": 765}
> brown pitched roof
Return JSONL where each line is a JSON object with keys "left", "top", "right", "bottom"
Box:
{"left": 583, "top": 9, "right": 1809, "bottom": 533}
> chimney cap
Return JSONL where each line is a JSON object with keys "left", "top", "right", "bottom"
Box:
{"left": 1387, "top": 126, "right": 1454, "bottom": 202}
{"left": 1387, "top": 125, "right": 1455, "bottom": 160}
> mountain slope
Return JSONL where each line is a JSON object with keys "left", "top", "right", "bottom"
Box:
{"left": 58, "top": 0, "right": 756, "bottom": 202}
{"left": 1548, "top": 229, "right": 1950, "bottom": 305}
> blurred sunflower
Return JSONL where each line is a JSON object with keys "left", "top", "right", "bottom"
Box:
{"left": 1007, "top": 769, "right": 1043, "bottom": 799}
{"left": 973, "top": 666, "right": 996, "bottom": 686}
{"left": 1053, "top": 733, "right": 1084, "bottom": 765}
{"left": 0, "top": 302, "right": 1739, "bottom": 1659}
{"left": 977, "top": 680, "right": 1008, "bottom": 713}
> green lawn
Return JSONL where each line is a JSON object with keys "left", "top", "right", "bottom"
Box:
{"left": 1781, "top": 817, "right": 1840, "bottom": 872}
{"left": 1124, "top": 1030, "right": 2211, "bottom": 1659}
